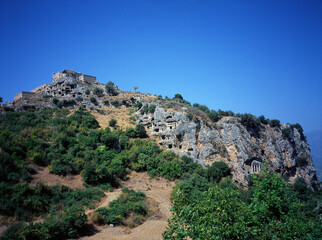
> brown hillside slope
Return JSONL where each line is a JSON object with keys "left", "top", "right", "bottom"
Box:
{"left": 81, "top": 171, "right": 175, "bottom": 240}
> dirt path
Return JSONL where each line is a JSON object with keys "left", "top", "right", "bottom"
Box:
{"left": 85, "top": 191, "right": 122, "bottom": 215}
{"left": 81, "top": 172, "right": 175, "bottom": 240}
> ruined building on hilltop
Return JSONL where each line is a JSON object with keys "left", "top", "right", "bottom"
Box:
{"left": 44, "top": 70, "right": 98, "bottom": 98}
{"left": 14, "top": 70, "right": 98, "bottom": 102}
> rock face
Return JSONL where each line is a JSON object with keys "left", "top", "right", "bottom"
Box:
{"left": 137, "top": 104, "right": 319, "bottom": 188}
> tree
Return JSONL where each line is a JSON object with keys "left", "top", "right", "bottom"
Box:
{"left": 0, "top": 96, "right": 3, "bottom": 103}
{"left": 164, "top": 186, "right": 252, "bottom": 239}
{"left": 133, "top": 86, "right": 138, "bottom": 92}
{"left": 85, "top": 89, "right": 91, "bottom": 95}
{"left": 106, "top": 81, "right": 118, "bottom": 96}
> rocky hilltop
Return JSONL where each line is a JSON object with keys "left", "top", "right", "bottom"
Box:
{"left": 1, "top": 70, "right": 319, "bottom": 188}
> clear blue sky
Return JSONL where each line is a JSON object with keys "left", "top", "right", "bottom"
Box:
{"left": 0, "top": 0, "right": 321, "bottom": 133}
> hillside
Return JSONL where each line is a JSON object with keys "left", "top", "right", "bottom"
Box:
{"left": 0, "top": 70, "right": 321, "bottom": 239}
{"left": 1, "top": 69, "right": 319, "bottom": 189}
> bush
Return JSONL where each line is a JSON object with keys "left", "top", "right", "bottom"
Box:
{"left": 93, "top": 87, "right": 104, "bottom": 96}
{"left": 186, "top": 112, "right": 193, "bottom": 121}
{"left": 105, "top": 81, "right": 118, "bottom": 96}
{"left": 270, "top": 119, "right": 280, "bottom": 127}
{"left": 90, "top": 97, "right": 97, "bottom": 105}
{"left": 52, "top": 98, "right": 59, "bottom": 105}
{"left": 173, "top": 94, "right": 183, "bottom": 101}
{"left": 85, "top": 89, "right": 90, "bottom": 95}
{"left": 109, "top": 119, "right": 117, "bottom": 127}
{"left": 206, "top": 161, "right": 231, "bottom": 183}
{"left": 257, "top": 115, "right": 269, "bottom": 124}
{"left": 96, "top": 188, "right": 147, "bottom": 226}
{"left": 103, "top": 100, "right": 109, "bottom": 105}
{"left": 111, "top": 100, "right": 119, "bottom": 107}
{"left": 148, "top": 104, "right": 156, "bottom": 113}
{"left": 240, "top": 113, "right": 258, "bottom": 129}
{"left": 135, "top": 102, "right": 143, "bottom": 109}
{"left": 135, "top": 124, "right": 147, "bottom": 138}
{"left": 293, "top": 177, "right": 307, "bottom": 194}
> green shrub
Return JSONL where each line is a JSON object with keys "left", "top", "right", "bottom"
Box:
{"left": 90, "top": 97, "right": 97, "bottom": 105}
{"left": 111, "top": 100, "right": 119, "bottom": 107}
{"left": 257, "top": 115, "right": 269, "bottom": 124}
{"left": 186, "top": 112, "right": 193, "bottom": 120}
{"left": 52, "top": 98, "right": 59, "bottom": 105}
{"left": 93, "top": 87, "right": 104, "bottom": 96}
{"left": 270, "top": 119, "right": 280, "bottom": 127}
{"left": 109, "top": 118, "right": 117, "bottom": 127}
{"left": 206, "top": 161, "right": 231, "bottom": 183}
{"left": 148, "top": 104, "right": 156, "bottom": 113}
{"left": 105, "top": 81, "right": 118, "bottom": 96}
{"left": 135, "top": 102, "right": 143, "bottom": 109}
{"left": 96, "top": 188, "right": 147, "bottom": 226}
{"left": 240, "top": 113, "right": 259, "bottom": 129}
{"left": 282, "top": 127, "right": 292, "bottom": 139}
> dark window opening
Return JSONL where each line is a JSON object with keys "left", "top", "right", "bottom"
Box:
{"left": 168, "top": 144, "right": 173, "bottom": 149}
{"left": 154, "top": 128, "right": 159, "bottom": 132}
{"left": 188, "top": 148, "right": 193, "bottom": 152}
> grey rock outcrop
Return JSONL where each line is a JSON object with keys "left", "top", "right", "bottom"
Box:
{"left": 137, "top": 104, "right": 319, "bottom": 188}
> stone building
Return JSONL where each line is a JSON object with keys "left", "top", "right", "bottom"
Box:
{"left": 44, "top": 70, "right": 98, "bottom": 98}
{"left": 52, "top": 70, "right": 97, "bottom": 84}
{"left": 14, "top": 92, "right": 35, "bottom": 102}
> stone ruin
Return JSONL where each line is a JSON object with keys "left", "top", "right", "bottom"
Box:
{"left": 13, "top": 70, "right": 98, "bottom": 102}
{"left": 14, "top": 84, "right": 47, "bottom": 102}
{"left": 44, "top": 70, "right": 98, "bottom": 98}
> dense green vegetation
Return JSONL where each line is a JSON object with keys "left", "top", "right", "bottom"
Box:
{"left": 1, "top": 100, "right": 320, "bottom": 239}
{"left": 163, "top": 166, "right": 322, "bottom": 239}
{"left": 94, "top": 187, "right": 147, "bottom": 227}
{"left": 0, "top": 107, "right": 207, "bottom": 239}
{"left": 2, "top": 205, "right": 87, "bottom": 240}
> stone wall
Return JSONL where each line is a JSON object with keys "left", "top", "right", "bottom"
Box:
{"left": 79, "top": 74, "right": 97, "bottom": 84}
{"left": 14, "top": 92, "right": 35, "bottom": 102}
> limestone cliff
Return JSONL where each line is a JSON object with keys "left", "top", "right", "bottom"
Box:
{"left": 137, "top": 104, "right": 319, "bottom": 188}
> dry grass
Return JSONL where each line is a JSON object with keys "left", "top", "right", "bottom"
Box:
{"left": 91, "top": 107, "right": 136, "bottom": 130}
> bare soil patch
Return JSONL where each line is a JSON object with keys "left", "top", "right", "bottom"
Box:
{"left": 30, "top": 165, "right": 84, "bottom": 189}
{"left": 81, "top": 171, "right": 175, "bottom": 240}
